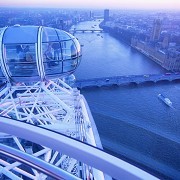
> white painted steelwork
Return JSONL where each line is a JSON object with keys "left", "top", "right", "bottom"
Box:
{"left": 0, "top": 79, "right": 104, "bottom": 179}
{"left": 0, "top": 143, "right": 80, "bottom": 180}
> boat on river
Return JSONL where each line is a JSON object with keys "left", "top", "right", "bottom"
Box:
{"left": 158, "top": 94, "right": 172, "bottom": 106}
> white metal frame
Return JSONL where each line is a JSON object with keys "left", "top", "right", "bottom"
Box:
{"left": 0, "top": 27, "right": 11, "bottom": 82}
{"left": 0, "top": 79, "right": 102, "bottom": 179}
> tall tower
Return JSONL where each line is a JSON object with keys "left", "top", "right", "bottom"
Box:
{"left": 104, "top": 9, "right": 109, "bottom": 22}
{"left": 151, "top": 19, "right": 162, "bottom": 41}
{"left": 162, "top": 35, "right": 169, "bottom": 49}
{"left": 90, "top": 10, "right": 94, "bottom": 19}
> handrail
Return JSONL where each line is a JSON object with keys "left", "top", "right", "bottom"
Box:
{"left": 0, "top": 143, "right": 80, "bottom": 180}
{"left": 0, "top": 116, "right": 158, "bottom": 180}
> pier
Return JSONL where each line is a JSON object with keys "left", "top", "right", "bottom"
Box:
{"left": 75, "top": 74, "right": 180, "bottom": 88}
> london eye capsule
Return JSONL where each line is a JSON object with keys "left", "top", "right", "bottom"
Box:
{"left": 0, "top": 25, "right": 82, "bottom": 83}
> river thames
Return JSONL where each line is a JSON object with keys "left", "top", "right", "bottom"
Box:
{"left": 72, "top": 20, "right": 180, "bottom": 179}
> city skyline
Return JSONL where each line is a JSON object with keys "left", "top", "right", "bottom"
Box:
{"left": 0, "top": 0, "right": 180, "bottom": 10}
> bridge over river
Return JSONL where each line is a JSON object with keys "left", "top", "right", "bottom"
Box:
{"left": 75, "top": 74, "right": 180, "bottom": 89}
{"left": 69, "top": 29, "right": 104, "bottom": 34}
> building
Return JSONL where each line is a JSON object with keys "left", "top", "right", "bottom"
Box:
{"left": 163, "top": 48, "right": 180, "bottom": 71}
{"left": 162, "top": 35, "right": 169, "bottom": 49}
{"left": 150, "top": 19, "right": 162, "bottom": 41}
{"left": 104, "top": 9, "right": 109, "bottom": 22}
{"left": 89, "top": 10, "right": 94, "bottom": 19}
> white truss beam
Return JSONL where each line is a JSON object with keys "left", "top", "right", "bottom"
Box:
{"left": 0, "top": 79, "right": 97, "bottom": 179}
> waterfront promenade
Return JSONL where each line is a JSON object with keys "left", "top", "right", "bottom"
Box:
{"left": 75, "top": 74, "right": 180, "bottom": 88}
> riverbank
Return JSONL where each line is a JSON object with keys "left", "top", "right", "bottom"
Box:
{"left": 100, "top": 21, "right": 179, "bottom": 73}
{"left": 131, "top": 44, "right": 167, "bottom": 68}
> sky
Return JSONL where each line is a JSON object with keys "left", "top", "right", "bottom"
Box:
{"left": 0, "top": 0, "right": 180, "bottom": 10}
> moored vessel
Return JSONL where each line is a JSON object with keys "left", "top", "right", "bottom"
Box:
{"left": 158, "top": 93, "right": 172, "bottom": 106}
